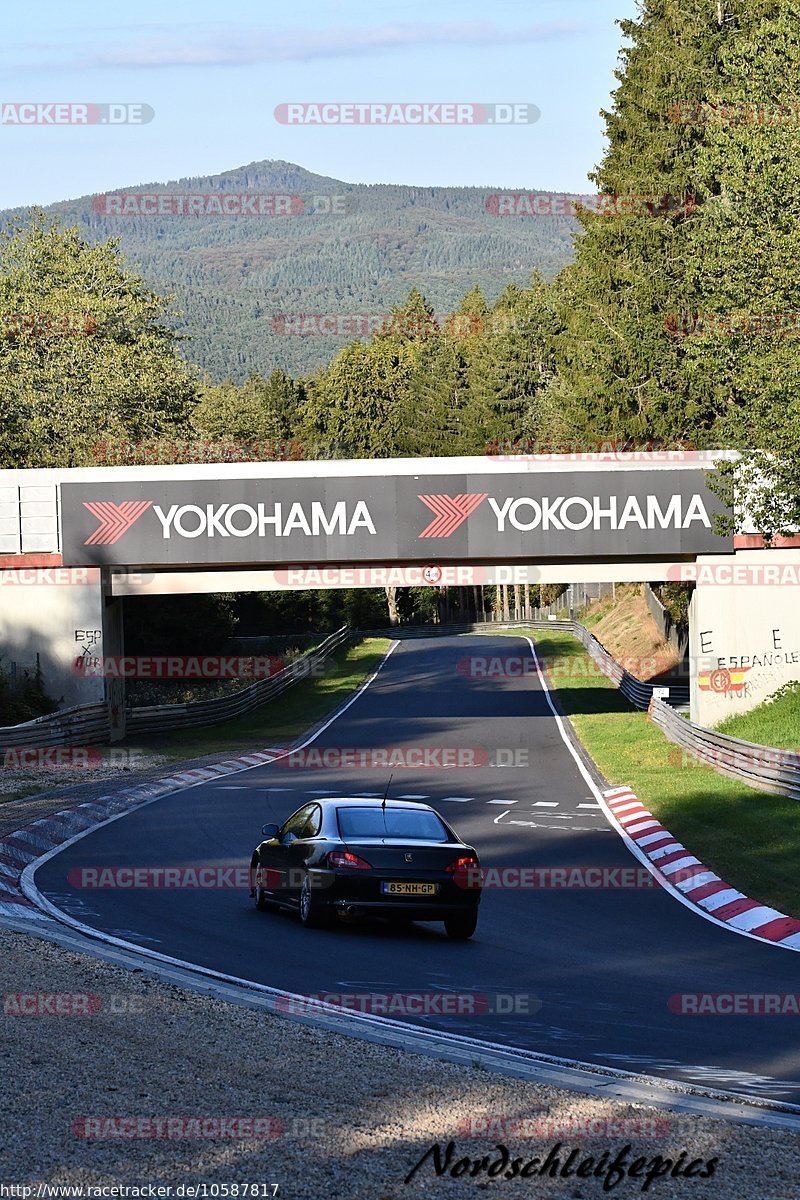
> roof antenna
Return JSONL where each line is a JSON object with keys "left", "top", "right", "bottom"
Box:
{"left": 381, "top": 773, "right": 393, "bottom": 836}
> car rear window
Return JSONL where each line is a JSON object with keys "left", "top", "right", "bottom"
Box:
{"left": 336, "top": 806, "right": 449, "bottom": 841}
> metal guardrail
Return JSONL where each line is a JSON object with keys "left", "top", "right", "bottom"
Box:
{"left": 4, "top": 617, "right": 790, "bottom": 798}
{"left": 0, "top": 627, "right": 351, "bottom": 750}
{"left": 0, "top": 701, "right": 111, "bottom": 752}
{"left": 379, "top": 618, "right": 797, "bottom": 800}
{"left": 126, "top": 626, "right": 350, "bottom": 735}
{"left": 529, "top": 619, "right": 690, "bottom": 711}
{"left": 648, "top": 696, "right": 800, "bottom": 800}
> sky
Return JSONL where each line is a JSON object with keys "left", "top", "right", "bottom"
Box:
{"left": 0, "top": 0, "right": 639, "bottom": 209}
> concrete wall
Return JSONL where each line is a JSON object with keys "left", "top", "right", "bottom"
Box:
{"left": 0, "top": 567, "right": 108, "bottom": 711}
{"left": 689, "top": 549, "right": 800, "bottom": 725}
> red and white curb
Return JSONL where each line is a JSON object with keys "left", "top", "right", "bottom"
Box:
{"left": 0, "top": 751, "right": 277, "bottom": 920}
{"left": 603, "top": 785, "right": 800, "bottom": 951}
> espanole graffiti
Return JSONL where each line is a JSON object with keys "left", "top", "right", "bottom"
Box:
{"left": 60, "top": 469, "right": 731, "bottom": 567}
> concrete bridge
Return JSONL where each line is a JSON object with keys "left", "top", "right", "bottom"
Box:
{"left": 1, "top": 452, "right": 797, "bottom": 726}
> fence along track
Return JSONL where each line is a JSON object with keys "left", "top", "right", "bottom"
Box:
{"left": 648, "top": 696, "right": 800, "bottom": 801}
{"left": 4, "top": 620, "right": 795, "bottom": 803}
{"left": 0, "top": 627, "right": 350, "bottom": 750}
{"left": 375, "top": 618, "right": 689, "bottom": 710}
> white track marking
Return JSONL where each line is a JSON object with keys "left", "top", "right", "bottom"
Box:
{"left": 516, "top": 636, "right": 606, "bottom": 808}
{"left": 519, "top": 629, "right": 800, "bottom": 946}
{"left": 487, "top": 799, "right": 516, "bottom": 805}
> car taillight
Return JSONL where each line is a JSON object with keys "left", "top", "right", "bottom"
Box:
{"left": 446, "top": 856, "right": 482, "bottom": 888}
{"left": 327, "top": 851, "right": 372, "bottom": 871}
{"left": 446, "top": 855, "right": 479, "bottom": 872}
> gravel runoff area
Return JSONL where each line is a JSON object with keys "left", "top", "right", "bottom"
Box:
{"left": 1, "top": 926, "right": 799, "bottom": 1199}
{"left": 2, "top": 701, "right": 799, "bottom": 1197}
{"left": 0, "top": 749, "right": 173, "bottom": 810}
{"left": 0, "top": 740, "right": 269, "bottom": 839}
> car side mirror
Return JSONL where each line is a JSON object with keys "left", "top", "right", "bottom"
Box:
{"left": 261, "top": 822, "right": 280, "bottom": 839}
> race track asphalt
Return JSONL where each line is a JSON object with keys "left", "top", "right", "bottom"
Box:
{"left": 34, "top": 634, "right": 800, "bottom": 1103}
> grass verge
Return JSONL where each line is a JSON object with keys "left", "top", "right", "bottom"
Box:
{"left": 0, "top": 638, "right": 392, "bottom": 806}
{"left": 716, "top": 681, "right": 800, "bottom": 750}
{"left": 125, "top": 636, "right": 393, "bottom": 761}
{"left": 501, "top": 628, "right": 800, "bottom": 918}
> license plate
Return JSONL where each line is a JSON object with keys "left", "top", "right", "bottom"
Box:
{"left": 382, "top": 881, "right": 438, "bottom": 896}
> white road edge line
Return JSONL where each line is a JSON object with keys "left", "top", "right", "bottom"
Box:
{"left": 21, "top": 638, "right": 401, "bottom": 918}
{"left": 16, "top": 631, "right": 799, "bottom": 1121}
{"left": 518, "top": 635, "right": 799, "bottom": 953}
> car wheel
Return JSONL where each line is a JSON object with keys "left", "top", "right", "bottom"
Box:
{"left": 444, "top": 911, "right": 478, "bottom": 940}
{"left": 299, "top": 876, "right": 332, "bottom": 929}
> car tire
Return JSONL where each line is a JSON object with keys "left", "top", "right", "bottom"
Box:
{"left": 299, "top": 875, "right": 332, "bottom": 929}
{"left": 444, "top": 911, "right": 478, "bottom": 940}
{"left": 255, "top": 885, "right": 271, "bottom": 911}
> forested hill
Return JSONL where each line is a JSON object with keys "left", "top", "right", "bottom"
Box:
{"left": 3, "top": 160, "right": 579, "bottom": 381}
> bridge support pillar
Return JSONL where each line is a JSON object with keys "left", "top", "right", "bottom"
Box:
{"left": 0, "top": 564, "right": 121, "bottom": 732}
{"left": 688, "top": 549, "right": 800, "bottom": 725}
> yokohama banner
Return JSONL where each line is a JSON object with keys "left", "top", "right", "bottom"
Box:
{"left": 59, "top": 470, "right": 732, "bottom": 567}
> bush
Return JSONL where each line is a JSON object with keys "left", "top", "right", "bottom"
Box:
{"left": 652, "top": 582, "right": 692, "bottom": 625}
{"left": 0, "top": 660, "right": 59, "bottom": 725}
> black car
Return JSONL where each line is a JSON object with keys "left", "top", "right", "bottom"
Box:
{"left": 249, "top": 797, "right": 482, "bottom": 939}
